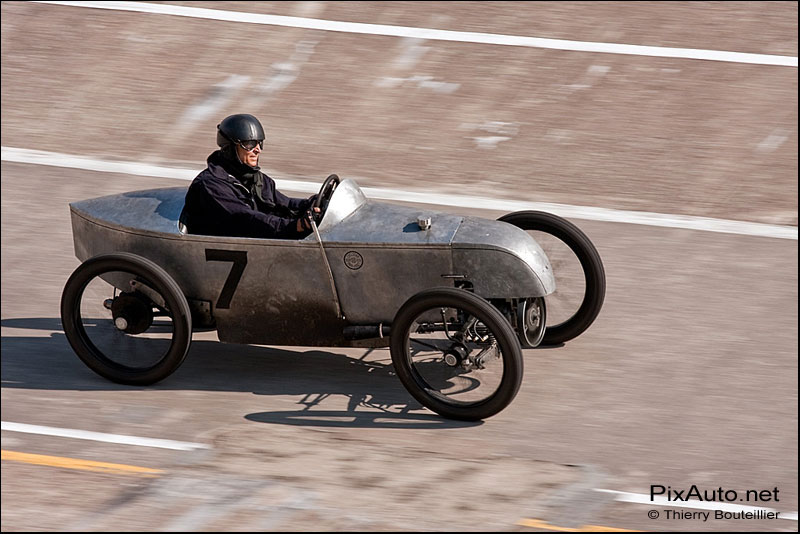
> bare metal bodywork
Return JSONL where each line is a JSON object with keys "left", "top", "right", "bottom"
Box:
{"left": 69, "top": 179, "right": 555, "bottom": 347}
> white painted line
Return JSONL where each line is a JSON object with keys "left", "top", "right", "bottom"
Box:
{"left": 34, "top": 1, "right": 798, "bottom": 67}
{"left": 595, "top": 489, "right": 798, "bottom": 521}
{"left": 1, "top": 147, "right": 199, "bottom": 180}
{"left": 2, "top": 146, "right": 797, "bottom": 241}
{"left": 1, "top": 421, "right": 211, "bottom": 451}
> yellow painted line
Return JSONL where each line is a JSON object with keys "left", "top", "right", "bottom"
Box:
{"left": 517, "top": 518, "right": 643, "bottom": 532}
{"left": 1, "top": 450, "right": 163, "bottom": 477}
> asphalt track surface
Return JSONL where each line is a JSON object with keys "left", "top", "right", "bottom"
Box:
{"left": 1, "top": 2, "right": 797, "bottom": 531}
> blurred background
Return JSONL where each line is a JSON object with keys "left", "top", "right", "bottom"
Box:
{"left": 2, "top": 1, "right": 797, "bottom": 222}
{"left": 1, "top": 1, "right": 797, "bottom": 531}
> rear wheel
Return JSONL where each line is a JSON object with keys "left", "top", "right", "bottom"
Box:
{"left": 390, "top": 288, "right": 523, "bottom": 421}
{"left": 61, "top": 253, "right": 192, "bottom": 385}
{"left": 498, "top": 211, "right": 605, "bottom": 344}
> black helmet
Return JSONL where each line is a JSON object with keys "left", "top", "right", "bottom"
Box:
{"left": 216, "top": 114, "right": 265, "bottom": 148}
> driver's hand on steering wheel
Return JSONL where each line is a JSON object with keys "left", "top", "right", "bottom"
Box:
{"left": 296, "top": 208, "right": 321, "bottom": 233}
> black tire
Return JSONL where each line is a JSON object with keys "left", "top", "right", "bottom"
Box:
{"left": 390, "top": 288, "right": 523, "bottom": 421}
{"left": 498, "top": 211, "right": 605, "bottom": 345}
{"left": 61, "top": 253, "right": 192, "bottom": 385}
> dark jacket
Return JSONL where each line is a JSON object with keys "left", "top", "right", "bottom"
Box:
{"left": 180, "top": 149, "right": 315, "bottom": 239}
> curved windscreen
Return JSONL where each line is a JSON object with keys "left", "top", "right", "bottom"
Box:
{"left": 316, "top": 179, "right": 368, "bottom": 232}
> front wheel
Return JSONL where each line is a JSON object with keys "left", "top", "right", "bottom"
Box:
{"left": 498, "top": 211, "right": 605, "bottom": 345}
{"left": 60, "top": 253, "right": 192, "bottom": 385}
{"left": 390, "top": 288, "right": 523, "bottom": 421}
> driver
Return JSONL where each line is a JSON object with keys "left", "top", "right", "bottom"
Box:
{"left": 180, "top": 113, "right": 318, "bottom": 238}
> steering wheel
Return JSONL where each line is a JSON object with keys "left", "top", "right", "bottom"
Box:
{"left": 311, "top": 174, "right": 340, "bottom": 223}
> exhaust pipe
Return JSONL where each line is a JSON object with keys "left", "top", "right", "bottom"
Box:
{"left": 343, "top": 324, "right": 391, "bottom": 340}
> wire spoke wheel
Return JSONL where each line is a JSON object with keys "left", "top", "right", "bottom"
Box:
{"left": 498, "top": 211, "right": 605, "bottom": 344}
{"left": 61, "top": 253, "right": 192, "bottom": 385}
{"left": 391, "top": 288, "right": 523, "bottom": 421}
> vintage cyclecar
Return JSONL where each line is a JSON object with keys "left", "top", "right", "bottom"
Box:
{"left": 61, "top": 175, "right": 605, "bottom": 420}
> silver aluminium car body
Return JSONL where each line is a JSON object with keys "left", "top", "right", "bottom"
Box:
{"left": 69, "top": 179, "right": 555, "bottom": 347}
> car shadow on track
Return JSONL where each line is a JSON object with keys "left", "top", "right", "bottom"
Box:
{"left": 1, "top": 317, "right": 481, "bottom": 428}
{"left": 245, "top": 410, "right": 478, "bottom": 429}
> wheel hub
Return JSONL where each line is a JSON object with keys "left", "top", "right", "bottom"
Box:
{"left": 516, "top": 297, "right": 546, "bottom": 348}
{"left": 443, "top": 344, "right": 468, "bottom": 367}
{"left": 111, "top": 293, "right": 153, "bottom": 334}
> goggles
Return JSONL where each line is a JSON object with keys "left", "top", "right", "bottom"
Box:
{"left": 238, "top": 139, "right": 264, "bottom": 152}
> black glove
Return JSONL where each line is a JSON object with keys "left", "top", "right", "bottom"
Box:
{"left": 297, "top": 213, "right": 313, "bottom": 234}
